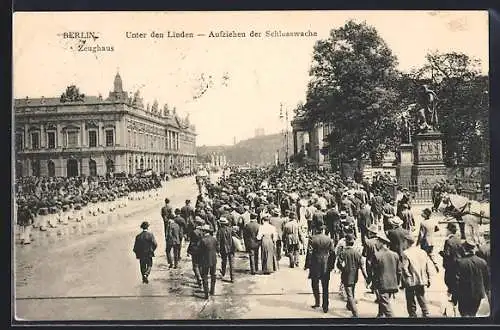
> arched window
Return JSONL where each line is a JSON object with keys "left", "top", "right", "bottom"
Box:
{"left": 140, "top": 157, "right": 144, "bottom": 170}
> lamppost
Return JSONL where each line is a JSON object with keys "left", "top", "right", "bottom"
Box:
{"left": 279, "top": 103, "right": 289, "bottom": 168}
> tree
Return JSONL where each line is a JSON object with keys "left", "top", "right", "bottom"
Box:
{"left": 304, "top": 20, "right": 401, "bottom": 167}
{"left": 408, "top": 51, "right": 488, "bottom": 165}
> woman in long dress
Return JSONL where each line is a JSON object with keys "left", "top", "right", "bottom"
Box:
{"left": 257, "top": 214, "right": 278, "bottom": 274}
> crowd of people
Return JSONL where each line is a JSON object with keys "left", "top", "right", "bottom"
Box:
{"left": 16, "top": 174, "right": 163, "bottom": 244}
{"left": 134, "top": 165, "right": 490, "bottom": 318}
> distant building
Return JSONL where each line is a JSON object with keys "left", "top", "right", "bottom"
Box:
{"left": 14, "top": 73, "right": 197, "bottom": 177}
{"left": 210, "top": 153, "right": 227, "bottom": 167}
{"left": 254, "top": 128, "right": 265, "bottom": 137}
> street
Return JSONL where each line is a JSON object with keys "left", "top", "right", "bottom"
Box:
{"left": 14, "top": 174, "right": 489, "bottom": 320}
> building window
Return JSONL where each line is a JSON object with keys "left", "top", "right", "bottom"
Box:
{"left": 47, "top": 131, "right": 56, "bottom": 149}
{"left": 47, "top": 160, "right": 56, "bottom": 177}
{"left": 151, "top": 135, "right": 154, "bottom": 149}
{"left": 31, "top": 132, "right": 40, "bottom": 149}
{"left": 105, "top": 129, "right": 114, "bottom": 146}
{"left": 15, "top": 133, "right": 23, "bottom": 150}
{"left": 127, "top": 130, "right": 131, "bottom": 146}
{"left": 67, "top": 131, "right": 79, "bottom": 147}
{"left": 133, "top": 131, "right": 137, "bottom": 147}
{"left": 88, "top": 130, "right": 97, "bottom": 147}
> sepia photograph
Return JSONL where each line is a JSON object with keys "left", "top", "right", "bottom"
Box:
{"left": 12, "top": 10, "right": 490, "bottom": 320}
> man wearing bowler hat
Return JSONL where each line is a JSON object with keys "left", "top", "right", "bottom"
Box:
{"left": 304, "top": 222, "right": 336, "bottom": 314}
{"left": 133, "top": 221, "right": 158, "bottom": 284}
{"left": 199, "top": 224, "right": 218, "bottom": 299}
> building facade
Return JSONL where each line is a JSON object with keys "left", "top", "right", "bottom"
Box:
{"left": 210, "top": 153, "right": 227, "bottom": 167}
{"left": 291, "top": 116, "right": 333, "bottom": 168}
{"left": 14, "top": 73, "right": 197, "bottom": 177}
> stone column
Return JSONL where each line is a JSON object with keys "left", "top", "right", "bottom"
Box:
{"left": 98, "top": 122, "right": 104, "bottom": 147}
{"left": 81, "top": 121, "right": 86, "bottom": 146}
{"left": 24, "top": 125, "right": 29, "bottom": 149}
{"left": 57, "top": 124, "right": 64, "bottom": 148}
{"left": 40, "top": 123, "right": 45, "bottom": 148}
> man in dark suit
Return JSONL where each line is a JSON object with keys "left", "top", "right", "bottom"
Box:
{"left": 216, "top": 217, "right": 235, "bottom": 282}
{"left": 455, "top": 240, "right": 490, "bottom": 317}
{"left": 181, "top": 199, "right": 195, "bottom": 234}
{"left": 439, "top": 222, "right": 463, "bottom": 307}
{"left": 187, "top": 217, "right": 206, "bottom": 287}
{"left": 362, "top": 224, "right": 383, "bottom": 298}
{"left": 243, "top": 212, "right": 260, "bottom": 275}
{"left": 173, "top": 208, "right": 187, "bottom": 261}
{"left": 337, "top": 233, "right": 368, "bottom": 317}
{"left": 199, "top": 224, "right": 218, "bottom": 299}
{"left": 324, "top": 203, "right": 340, "bottom": 245}
{"left": 304, "top": 222, "right": 336, "bottom": 313}
{"left": 269, "top": 208, "right": 286, "bottom": 261}
{"left": 165, "top": 216, "right": 181, "bottom": 268}
{"left": 386, "top": 216, "right": 409, "bottom": 260}
{"left": 133, "top": 221, "right": 158, "bottom": 284}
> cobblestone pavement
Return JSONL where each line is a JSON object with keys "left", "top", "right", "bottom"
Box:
{"left": 14, "top": 181, "right": 490, "bottom": 320}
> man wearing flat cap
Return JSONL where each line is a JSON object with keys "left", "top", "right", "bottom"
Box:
{"left": 455, "top": 239, "right": 490, "bottom": 317}
{"left": 133, "top": 221, "right": 158, "bottom": 284}
{"left": 386, "top": 216, "right": 409, "bottom": 260}
{"left": 401, "top": 232, "right": 433, "bottom": 317}
{"left": 372, "top": 231, "right": 401, "bottom": 317}
{"left": 362, "top": 224, "right": 383, "bottom": 296}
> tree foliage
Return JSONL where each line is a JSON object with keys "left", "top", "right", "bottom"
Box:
{"left": 304, "top": 20, "right": 401, "bottom": 165}
{"left": 301, "top": 21, "right": 488, "bottom": 168}
{"left": 406, "top": 51, "right": 488, "bottom": 165}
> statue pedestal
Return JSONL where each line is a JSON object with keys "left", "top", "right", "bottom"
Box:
{"left": 411, "top": 131, "right": 447, "bottom": 186}
{"left": 397, "top": 143, "right": 413, "bottom": 187}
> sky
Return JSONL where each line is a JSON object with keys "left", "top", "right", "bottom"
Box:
{"left": 13, "top": 11, "right": 488, "bottom": 146}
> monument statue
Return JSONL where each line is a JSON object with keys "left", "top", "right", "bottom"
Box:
{"left": 415, "top": 84, "right": 439, "bottom": 132}
{"left": 60, "top": 85, "right": 85, "bottom": 103}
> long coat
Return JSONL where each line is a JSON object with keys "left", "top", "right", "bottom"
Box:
{"left": 133, "top": 230, "right": 158, "bottom": 259}
{"left": 199, "top": 234, "right": 218, "bottom": 267}
{"left": 305, "top": 233, "right": 336, "bottom": 279}
{"left": 166, "top": 220, "right": 181, "bottom": 245}
{"left": 216, "top": 225, "right": 235, "bottom": 255}
{"left": 243, "top": 220, "right": 260, "bottom": 251}
{"left": 455, "top": 253, "right": 489, "bottom": 302}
